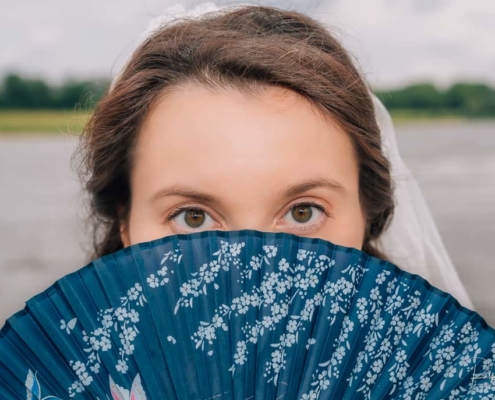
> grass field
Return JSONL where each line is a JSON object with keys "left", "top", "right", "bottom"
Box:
{"left": 388, "top": 109, "right": 475, "bottom": 124}
{"left": 0, "top": 109, "right": 493, "bottom": 135}
{"left": 0, "top": 110, "right": 92, "bottom": 135}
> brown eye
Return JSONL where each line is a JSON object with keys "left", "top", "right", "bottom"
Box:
{"left": 184, "top": 209, "right": 206, "bottom": 228}
{"left": 167, "top": 206, "right": 217, "bottom": 232}
{"left": 291, "top": 204, "right": 313, "bottom": 223}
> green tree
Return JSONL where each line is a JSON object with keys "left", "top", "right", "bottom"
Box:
{"left": 376, "top": 83, "right": 444, "bottom": 110}
{"left": 445, "top": 83, "right": 495, "bottom": 116}
{"left": 0, "top": 74, "right": 110, "bottom": 110}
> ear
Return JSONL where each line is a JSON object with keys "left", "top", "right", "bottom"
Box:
{"left": 118, "top": 205, "right": 130, "bottom": 248}
{"left": 120, "top": 222, "right": 130, "bottom": 248}
{"left": 129, "top": 374, "right": 147, "bottom": 400}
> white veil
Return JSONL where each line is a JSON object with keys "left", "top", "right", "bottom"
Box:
{"left": 370, "top": 95, "right": 474, "bottom": 310}
{"left": 113, "top": 2, "right": 475, "bottom": 310}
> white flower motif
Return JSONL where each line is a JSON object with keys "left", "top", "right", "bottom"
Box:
{"left": 79, "top": 371, "right": 93, "bottom": 386}
{"left": 147, "top": 274, "right": 159, "bottom": 288}
{"left": 395, "top": 349, "right": 407, "bottom": 363}
{"left": 90, "top": 363, "right": 100, "bottom": 374}
{"left": 371, "top": 359, "right": 384, "bottom": 373}
{"left": 263, "top": 245, "right": 278, "bottom": 258}
{"left": 283, "top": 333, "right": 296, "bottom": 347}
{"left": 89, "top": 336, "right": 101, "bottom": 351}
{"left": 100, "top": 336, "right": 112, "bottom": 351}
{"left": 250, "top": 256, "right": 261, "bottom": 270}
{"left": 127, "top": 287, "right": 139, "bottom": 300}
{"left": 397, "top": 365, "right": 407, "bottom": 380}
{"left": 365, "top": 369, "right": 378, "bottom": 385}
{"left": 420, "top": 376, "right": 432, "bottom": 391}
{"left": 386, "top": 278, "right": 397, "bottom": 293}
{"left": 335, "top": 346, "right": 345, "bottom": 360}
{"left": 461, "top": 322, "right": 473, "bottom": 335}
{"left": 229, "top": 242, "right": 244, "bottom": 256}
{"left": 115, "top": 307, "right": 127, "bottom": 321}
{"left": 296, "top": 249, "right": 308, "bottom": 261}
{"left": 278, "top": 258, "right": 289, "bottom": 272}
{"left": 459, "top": 354, "right": 472, "bottom": 367}
{"left": 308, "top": 274, "right": 319, "bottom": 288}
{"left": 262, "top": 315, "right": 273, "bottom": 328}
{"left": 379, "top": 338, "right": 391, "bottom": 354}
{"left": 127, "top": 309, "right": 140, "bottom": 323}
{"left": 357, "top": 298, "right": 368, "bottom": 310}
{"left": 444, "top": 365, "right": 457, "bottom": 378}
{"left": 102, "top": 315, "right": 113, "bottom": 328}
{"left": 287, "top": 319, "right": 298, "bottom": 333}
{"left": 410, "top": 296, "right": 421, "bottom": 308}
{"left": 72, "top": 361, "right": 85, "bottom": 374}
{"left": 401, "top": 376, "right": 413, "bottom": 391}
{"left": 370, "top": 287, "right": 381, "bottom": 301}
{"left": 432, "top": 358, "right": 445, "bottom": 373}
{"left": 93, "top": 327, "right": 105, "bottom": 337}
{"left": 123, "top": 341, "right": 135, "bottom": 355}
{"left": 116, "top": 360, "right": 128, "bottom": 373}
{"left": 180, "top": 282, "right": 193, "bottom": 297}
{"left": 234, "top": 341, "right": 247, "bottom": 365}
{"left": 442, "top": 346, "right": 456, "bottom": 361}
{"left": 376, "top": 271, "right": 388, "bottom": 284}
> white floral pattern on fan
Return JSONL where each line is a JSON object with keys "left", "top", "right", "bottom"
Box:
{"left": 42, "top": 237, "right": 495, "bottom": 399}
{"left": 59, "top": 281, "right": 147, "bottom": 397}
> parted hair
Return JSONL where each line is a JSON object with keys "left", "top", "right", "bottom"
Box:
{"left": 72, "top": 5, "right": 395, "bottom": 264}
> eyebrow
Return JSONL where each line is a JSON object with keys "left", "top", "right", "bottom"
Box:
{"left": 150, "top": 177, "right": 346, "bottom": 204}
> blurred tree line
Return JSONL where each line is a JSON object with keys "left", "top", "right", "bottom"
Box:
{"left": 1, "top": 74, "right": 495, "bottom": 117}
{"left": 375, "top": 82, "right": 495, "bottom": 117}
{"left": 0, "top": 73, "right": 110, "bottom": 110}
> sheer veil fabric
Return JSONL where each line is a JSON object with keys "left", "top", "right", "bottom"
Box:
{"left": 111, "top": 2, "right": 475, "bottom": 310}
{"left": 370, "top": 95, "right": 474, "bottom": 310}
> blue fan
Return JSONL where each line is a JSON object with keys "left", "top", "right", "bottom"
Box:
{"left": 1, "top": 230, "right": 494, "bottom": 399}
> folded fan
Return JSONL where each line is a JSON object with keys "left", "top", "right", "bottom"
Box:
{"left": 0, "top": 230, "right": 494, "bottom": 399}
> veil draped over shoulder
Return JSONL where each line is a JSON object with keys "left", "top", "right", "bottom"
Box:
{"left": 112, "top": 2, "right": 475, "bottom": 310}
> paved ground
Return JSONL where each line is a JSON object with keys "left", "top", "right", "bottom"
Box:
{"left": 395, "top": 121, "right": 495, "bottom": 326}
{"left": 0, "top": 121, "right": 494, "bottom": 328}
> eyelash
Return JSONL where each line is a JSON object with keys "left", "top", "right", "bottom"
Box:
{"left": 166, "top": 206, "right": 207, "bottom": 222}
{"left": 165, "top": 201, "right": 333, "bottom": 231}
{"left": 285, "top": 201, "right": 333, "bottom": 231}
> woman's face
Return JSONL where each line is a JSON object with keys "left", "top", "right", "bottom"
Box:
{"left": 120, "top": 84, "right": 366, "bottom": 250}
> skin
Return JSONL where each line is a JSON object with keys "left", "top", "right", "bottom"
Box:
{"left": 120, "top": 83, "right": 366, "bottom": 250}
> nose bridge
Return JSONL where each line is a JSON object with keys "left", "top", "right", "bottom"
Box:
{"left": 213, "top": 169, "right": 283, "bottom": 232}
{"left": 223, "top": 195, "right": 276, "bottom": 232}
{"left": 227, "top": 211, "right": 273, "bottom": 232}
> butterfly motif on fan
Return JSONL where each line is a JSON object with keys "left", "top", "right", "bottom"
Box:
{"left": 25, "top": 370, "right": 147, "bottom": 400}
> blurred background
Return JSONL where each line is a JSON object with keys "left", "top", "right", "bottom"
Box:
{"left": 0, "top": 0, "right": 494, "bottom": 326}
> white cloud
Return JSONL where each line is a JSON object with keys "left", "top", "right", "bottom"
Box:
{"left": 0, "top": 0, "right": 494, "bottom": 88}
{"left": 314, "top": 0, "right": 495, "bottom": 88}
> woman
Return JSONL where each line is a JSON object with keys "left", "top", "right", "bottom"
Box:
{"left": 72, "top": 3, "right": 473, "bottom": 310}
{"left": 2, "top": 3, "right": 490, "bottom": 400}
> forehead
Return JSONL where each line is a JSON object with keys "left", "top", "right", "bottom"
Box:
{"left": 132, "top": 84, "right": 359, "bottom": 198}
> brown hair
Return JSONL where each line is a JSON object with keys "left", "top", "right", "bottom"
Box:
{"left": 72, "top": 4, "right": 395, "bottom": 264}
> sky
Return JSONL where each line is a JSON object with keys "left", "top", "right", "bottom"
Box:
{"left": 1, "top": 0, "right": 494, "bottom": 89}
